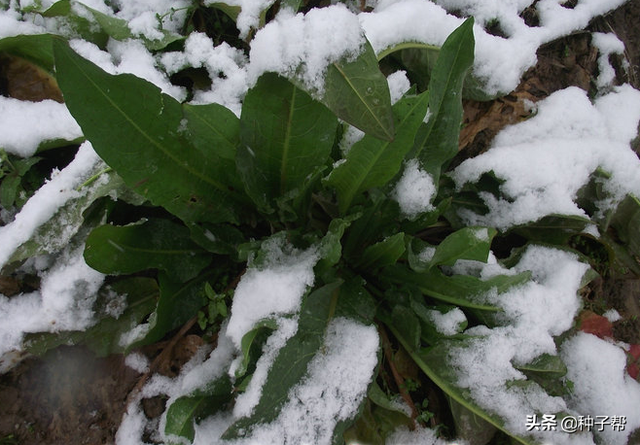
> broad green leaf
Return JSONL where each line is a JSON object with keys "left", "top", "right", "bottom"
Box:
{"left": 0, "top": 34, "right": 55, "bottom": 71}
{"left": 236, "top": 319, "right": 278, "bottom": 378}
{"left": 165, "top": 376, "right": 233, "bottom": 443}
{"left": 223, "top": 280, "right": 343, "bottom": 439}
{"left": 414, "top": 18, "right": 475, "bottom": 173}
{"left": 334, "top": 278, "right": 377, "bottom": 324}
{"left": 126, "top": 271, "right": 212, "bottom": 350}
{"left": 237, "top": 73, "right": 338, "bottom": 212}
{"left": 382, "top": 264, "right": 528, "bottom": 312}
{"left": 84, "top": 219, "right": 211, "bottom": 282}
{"left": 514, "top": 354, "right": 568, "bottom": 397}
{"left": 327, "top": 91, "right": 429, "bottom": 214}
{"left": 511, "top": 214, "right": 591, "bottom": 244}
{"left": 383, "top": 43, "right": 440, "bottom": 92}
{"left": 406, "top": 236, "right": 436, "bottom": 273}
{"left": 24, "top": 277, "right": 158, "bottom": 357}
{"left": 183, "top": 103, "right": 240, "bottom": 161}
{"left": 342, "top": 197, "right": 400, "bottom": 262}
{"left": 323, "top": 40, "right": 394, "bottom": 141}
{"left": 316, "top": 215, "right": 361, "bottom": 274}
{"left": 187, "top": 221, "right": 246, "bottom": 256}
{"left": 380, "top": 323, "right": 536, "bottom": 445}
{"left": 391, "top": 305, "right": 421, "bottom": 350}
{"left": 53, "top": 39, "right": 247, "bottom": 224}
{"left": 209, "top": 2, "right": 241, "bottom": 22}
{"left": 609, "top": 194, "right": 640, "bottom": 259}
{"left": 429, "top": 226, "right": 497, "bottom": 268}
{"left": 357, "top": 232, "right": 406, "bottom": 271}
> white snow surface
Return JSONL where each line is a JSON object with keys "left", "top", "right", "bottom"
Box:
{"left": 393, "top": 159, "right": 437, "bottom": 219}
{"left": 0, "top": 96, "right": 82, "bottom": 157}
{"left": 248, "top": 4, "right": 365, "bottom": 94}
{"left": 225, "top": 236, "right": 319, "bottom": 348}
{"left": 0, "top": 243, "right": 105, "bottom": 359}
{"left": 427, "top": 307, "right": 467, "bottom": 336}
{"left": 452, "top": 85, "right": 640, "bottom": 229}
{"left": 561, "top": 333, "right": 640, "bottom": 445}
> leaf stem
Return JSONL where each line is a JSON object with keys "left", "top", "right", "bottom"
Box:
{"left": 76, "top": 167, "right": 112, "bottom": 190}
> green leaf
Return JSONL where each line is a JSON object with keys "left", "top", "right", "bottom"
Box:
{"left": 511, "top": 214, "right": 591, "bottom": 244}
{"left": 391, "top": 305, "right": 421, "bottom": 350}
{"left": 382, "top": 264, "right": 527, "bottom": 312}
{"left": 0, "top": 34, "right": 55, "bottom": 71}
{"left": 0, "top": 175, "right": 21, "bottom": 208}
{"left": 514, "top": 354, "right": 568, "bottom": 397}
{"left": 183, "top": 102, "right": 240, "bottom": 162}
{"left": 125, "top": 272, "right": 211, "bottom": 350}
{"left": 357, "top": 232, "right": 406, "bottom": 271}
{"left": 342, "top": 197, "right": 400, "bottom": 261}
{"left": 53, "top": 39, "right": 247, "bottom": 224}
{"left": 609, "top": 194, "right": 640, "bottom": 260}
{"left": 414, "top": 18, "right": 475, "bottom": 173}
{"left": 429, "top": 226, "right": 497, "bottom": 268}
{"left": 237, "top": 73, "right": 338, "bottom": 212}
{"left": 42, "top": 0, "right": 181, "bottom": 50}
{"left": 187, "top": 222, "right": 246, "bottom": 256}
{"left": 323, "top": 40, "right": 394, "bottom": 141}
{"left": 84, "top": 219, "right": 211, "bottom": 282}
{"left": 165, "top": 376, "right": 233, "bottom": 443}
{"left": 223, "top": 280, "right": 343, "bottom": 439}
{"left": 236, "top": 319, "right": 278, "bottom": 378}
{"left": 327, "top": 91, "right": 429, "bottom": 214}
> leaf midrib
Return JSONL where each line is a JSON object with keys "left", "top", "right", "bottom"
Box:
{"left": 331, "top": 61, "right": 393, "bottom": 141}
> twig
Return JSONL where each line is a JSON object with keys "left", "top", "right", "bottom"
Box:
{"left": 378, "top": 325, "right": 419, "bottom": 429}
{"left": 127, "top": 315, "right": 197, "bottom": 405}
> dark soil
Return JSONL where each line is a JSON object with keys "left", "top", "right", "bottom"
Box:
{"left": 1, "top": 1, "right": 640, "bottom": 444}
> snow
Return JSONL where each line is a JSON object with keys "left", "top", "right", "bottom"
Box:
{"left": 0, "top": 96, "right": 82, "bottom": 157}
{"left": 561, "top": 333, "right": 640, "bottom": 445}
{"left": 125, "top": 352, "right": 150, "bottom": 374}
{"left": 248, "top": 5, "right": 365, "bottom": 94}
{"left": 388, "top": 425, "right": 468, "bottom": 445}
{"left": 0, "top": 243, "right": 104, "bottom": 358}
{"left": 592, "top": 32, "right": 626, "bottom": 89}
{"left": 452, "top": 85, "right": 640, "bottom": 229}
{"left": 225, "top": 237, "right": 318, "bottom": 348}
{"left": 203, "top": 0, "right": 275, "bottom": 39}
{"left": 360, "top": 0, "right": 627, "bottom": 97}
{"left": 393, "top": 159, "right": 436, "bottom": 219}
{"left": 427, "top": 307, "right": 467, "bottom": 335}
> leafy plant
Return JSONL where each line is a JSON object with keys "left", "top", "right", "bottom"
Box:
{"left": 1, "top": 1, "right": 640, "bottom": 444}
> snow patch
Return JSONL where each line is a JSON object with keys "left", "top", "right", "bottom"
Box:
{"left": 393, "top": 159, "right": 436, "bottom": 219}
{"left": 0, "top": 96, "right": 82, "bottom": 157}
